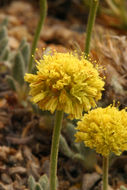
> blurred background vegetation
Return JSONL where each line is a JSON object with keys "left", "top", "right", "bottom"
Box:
{"left": 0, "top": 0, "right": 127, "bottom": 30}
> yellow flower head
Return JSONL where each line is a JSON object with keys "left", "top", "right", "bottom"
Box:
{"left": 75, "top": 105, "right": 127, "bottom": 156}
{"left": 24, "top": 51, "right": 104, "bottom": 119}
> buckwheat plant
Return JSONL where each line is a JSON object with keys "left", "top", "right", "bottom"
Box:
{"left": 25, "top": 50, "right": 104, "bottom": 190}
{"left": 75, "top": 105, "right": 127, "bottom": 190}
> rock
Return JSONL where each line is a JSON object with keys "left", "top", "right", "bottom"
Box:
{"left": 8, "top": 37, "right": 19, "bottom": 49}
{"left": 8, "top": 26, "right": 32, "bottom": 41}
{"left": 1, "top": 173, "right": 12, "bottom": 184}
{"left": 69, "top": 186, "right": 80, "bottom": 190}
{"left": 9, "top": 166, "right": 27, "bottom": 175}
{"left": 6, "top": 1, "right": 33, "bottom": 15}
{"left": 82, "top": 172, "right": 100, "bottom": 190}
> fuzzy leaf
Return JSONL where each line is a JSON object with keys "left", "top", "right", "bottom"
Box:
{"left": 6, "top": 75, "right": 17, "bottom": 91}
{"left": 65, "top": 123, "right": 76, "bottom": 142}
{"left": 120, "top": 186, "right": 127, "bottom": 190}
{"left": 39, "top": 174, "right": 49, "bottom": 190}
{"left": 0, "top": 18, "right": 8, "bottom": 28}
{"left": 72, "top": 153, "right": 85, "bottom": 162}
{"left": 0, "top": 27, "right": 7, "bottom": 40}
{"left": 0, "top": 47, "right": 10, "bottom": 61}
{"left": 19, "top": 38, "right": 26, "bottom": 49}
{"left": 0, "top": 37, "right": 8, "bottom": 56}
{"left": 28, "top": 176, "right": 36, "bottom": 190}
{"left": 12, "top": 52, "right": 25, "bottom": 85}
{"left": 63, "top": 123, "right": 81, "bottom": 152}
{"left": 20, "top": 43, "right": 30, "bottom": 68}
{"left": 59, "top": 135, "right": 74, "bottom": 158}
{"left": 35, "top": 183, "right": 43, "bottom": 190}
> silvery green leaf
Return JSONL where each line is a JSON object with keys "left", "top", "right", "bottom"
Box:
{"left": 12, "top": 52, "right": 25, "bottom": 85}
{"left": 39, "top": 174, "right": 49, "bottom": 190}
{"left": 6, "top": 75, "right": 17, "bottom": 91}
{"left": 35, "top": 183, "right": 43, "bottom": 190}
{"left": 28, "top": 176, "right": 36, "bottom": 190}
{"left": 0, "top": 26, "right": 7, "bottom": 39}
{"left": 0, "top": 37, "right": 8, "bottom": 55}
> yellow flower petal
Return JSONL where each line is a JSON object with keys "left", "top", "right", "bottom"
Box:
{"left": 32, "top": 92, "right": 46, "bottom": 103}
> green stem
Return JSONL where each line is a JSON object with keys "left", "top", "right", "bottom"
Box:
{"left": 28, "top": 0, "right": 47, "bottom": 72}
{"left": 50, "top": 110, "right": 64, "bottom": 190}
{"left": 85, "top": 0, "right": 99, "bottom": 55}
{"left": 103, "top": 156, "right": 109, "bottom": 190}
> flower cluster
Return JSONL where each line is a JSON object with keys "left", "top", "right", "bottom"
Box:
{"left": 25, "top": 51, "right": 104, "bottom": 119}
{"left": 75, "top": 105, "right": 127, "bottom": 156}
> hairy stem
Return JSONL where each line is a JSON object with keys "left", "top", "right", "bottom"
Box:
{"left": 28, "top": 0, "right": 47, "bottom": 72}
{"left": 50, "top": 110, "right": 64, "bottom": 190}
{"left": 85, "top": 0, "right": 99, "bottom": 54}
{"left": 103, "top": 156, "right": 109, "bottom": 190}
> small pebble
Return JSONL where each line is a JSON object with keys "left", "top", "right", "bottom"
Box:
{"left": 1, "top": 173, "right": 12, "bottom": 184}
